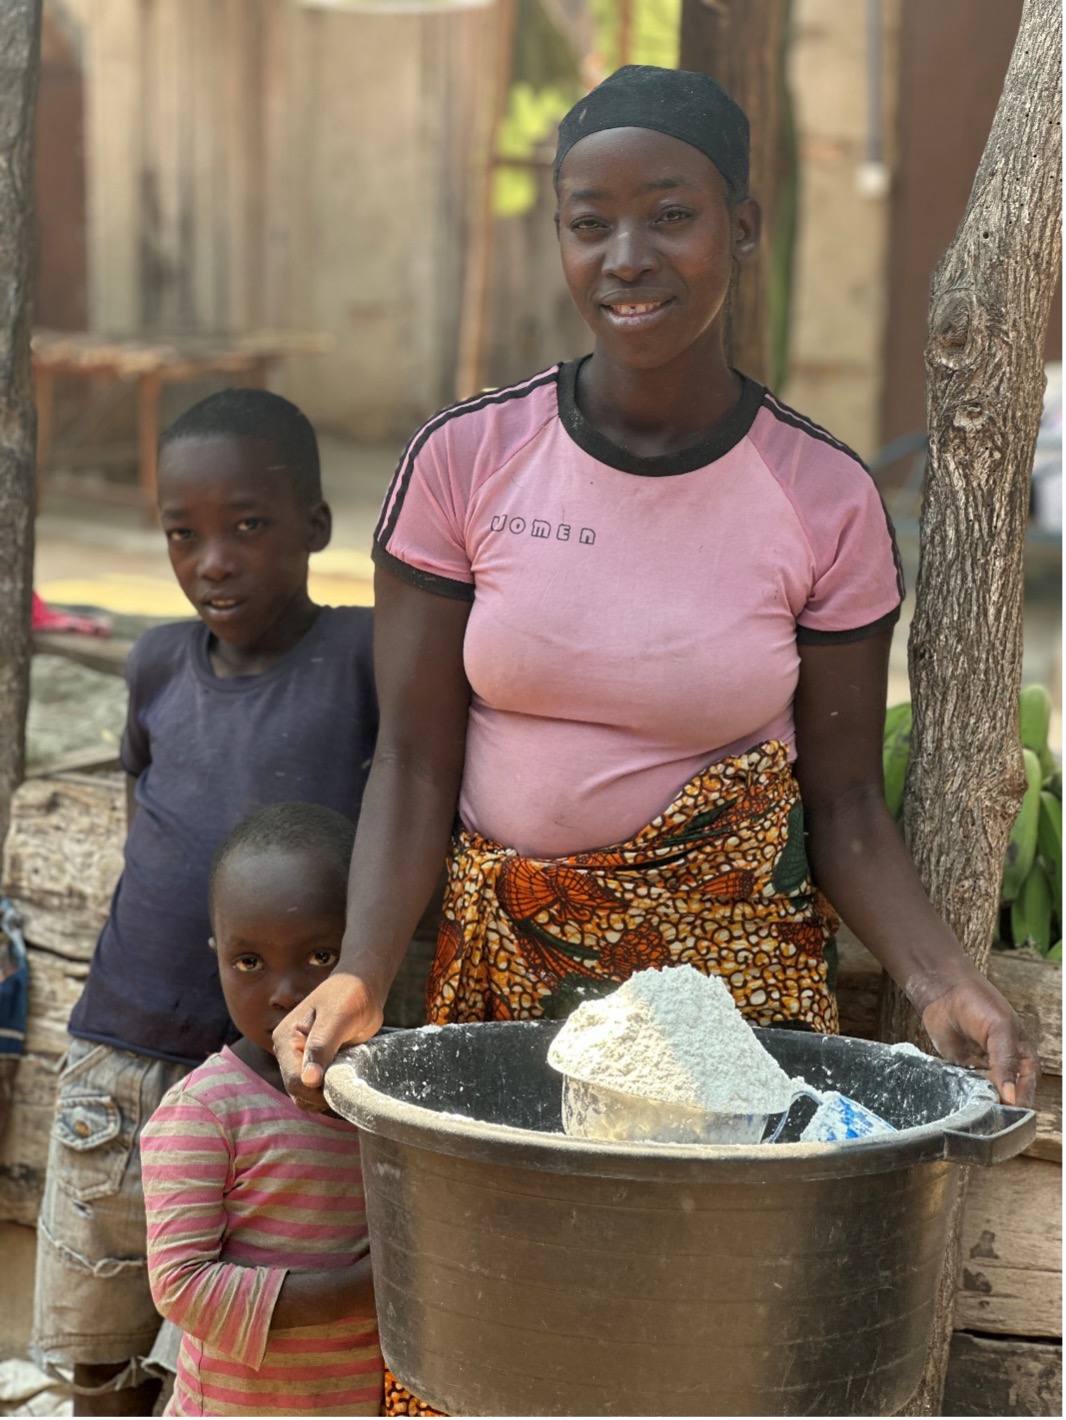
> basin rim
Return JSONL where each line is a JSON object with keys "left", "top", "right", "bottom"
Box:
{"left": 324, "top": 1023, "right": 1006, "bottom": 1183}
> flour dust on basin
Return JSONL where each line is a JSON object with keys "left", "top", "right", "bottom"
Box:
{"left": 325, "top": 1021, "right": 1035, "bottom": 1418}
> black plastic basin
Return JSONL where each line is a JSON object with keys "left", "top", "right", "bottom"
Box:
{"left": 325, "top": 1021, "right": 1035, "bottom": 1417}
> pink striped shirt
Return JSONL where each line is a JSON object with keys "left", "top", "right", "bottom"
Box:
{"left": 141, "top": 1047, "right": 382, "bottom": 1416}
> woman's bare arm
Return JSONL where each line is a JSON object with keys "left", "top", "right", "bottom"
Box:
{"left": 274, "top": 565, "right": 472, "bottom": 1108}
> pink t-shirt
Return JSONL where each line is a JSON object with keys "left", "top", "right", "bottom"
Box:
{"left": 374, "top": 361, "right": 903, "bottom": 858}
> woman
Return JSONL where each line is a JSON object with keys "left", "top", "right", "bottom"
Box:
{"left": 276, "top": 66, "right": 1036, "bottom": 1114}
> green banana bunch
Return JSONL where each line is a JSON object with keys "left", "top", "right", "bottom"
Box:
{"left": 1001, "top": 748, "right": 1043, "bottom": 904}
{"left": 1011, "top": 859, "right": 1054, "bottom": 954}
{"left": 881, "top": 691, "right": 1061, "bottom": 960}
{"left": 1006, "top": 768, "right": 1061, "bottom": 958}
{"left": 1019, "top": 683, "right": 1056, "bottom": 779}
{"left": 1038, "top": 789, "right": 1062, "bottom": 925}
{"left": 882, "top": 702, "right": 912, "bottom": 821}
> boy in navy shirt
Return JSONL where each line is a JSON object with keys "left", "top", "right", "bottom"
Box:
{"left": 31, "top": 390, "right": 377, "bottom": 1415}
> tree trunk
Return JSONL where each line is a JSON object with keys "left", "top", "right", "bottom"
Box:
{"left": 0, "top": 1, "right": 41, "bottom": 856}
{"left": 679, "top": 0, "right": 790, "bottom": 385}
{"left": 877, "top": 0, "right": 1062, "bottom": 1412}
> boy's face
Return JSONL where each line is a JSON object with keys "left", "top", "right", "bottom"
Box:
{"left": 211, "top": 846, "right": 345, "bottom": 1053}
{"left": 157, "top": 434, "right": 330, "bottom": 649}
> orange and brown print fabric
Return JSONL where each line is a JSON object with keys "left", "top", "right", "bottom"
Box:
{"left": 383, "top": 1368, "right": 444, "bottom": 1417}
{"left": 382, "top": 740, "right": 838, "bottom": 1417}
{"left": 428, "top": 740, "right": 839, "bottom": 1032}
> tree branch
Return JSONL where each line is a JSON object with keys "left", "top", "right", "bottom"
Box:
{"left": 0, "top": 1, "right": 42, "bottom": 855}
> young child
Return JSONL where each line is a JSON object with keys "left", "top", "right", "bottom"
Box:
{"left": 32, "top": 389, "right": 378, "bottom": 1415}
{"left": 141, "top": 803, "right": 383, "bottom": 1417}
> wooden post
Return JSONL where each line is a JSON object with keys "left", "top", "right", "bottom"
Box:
{"left": 454, "top": 0, "right": 519, "bottom": 401}
{"left": 136, "top": 367, "right": 162, "bottom": 515}
{"left": 679, "top": 0, "right": 789, "bottom": 386}
{"left": 877, "top": 0, "right": 1062, "bottom": 1412}
{"left": 618, "top": 0, "right": 634, "bottom": 68}
{"left": 32, "top": 362, "right": 53, "bottom": 477}
{"left": 0, "top": 1, "right": 42, "bottom": 855}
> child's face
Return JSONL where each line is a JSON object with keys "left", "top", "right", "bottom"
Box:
{"left": 157, "top": 434, "right": 330, "bottom": 649}
{"left": 211, "top": 847, "right": 345, "bottom": 1054}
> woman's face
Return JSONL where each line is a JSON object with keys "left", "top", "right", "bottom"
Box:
{"left": 556, "top": 127, "right": 759, "bottom": 370}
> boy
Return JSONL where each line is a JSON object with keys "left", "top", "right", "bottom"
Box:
{"left": 31, "top": 390, "right": 378, "bottom": 1415}
{"left": 141, "top": 803, "right": 382, "bottom": 1417}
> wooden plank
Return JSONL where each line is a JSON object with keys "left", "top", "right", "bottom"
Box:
{"left": 25, "top": 747, "right": 123, "bottom": 780}
{"left": 1027, "top": 1071, "right": 1062, "bottom": 1163}
{"left": 2, "top": 774, "right": 125, "bottom": 957}
{"left": 31, "top": 631, "right": 132, "bottom": 677}
{"left": 990, "top": 951, "right": 1063, "bottom": 1075}
{"left": 24, "top": 946, "right": 91, "bottom": 1060}
{"left": 0, "top": 1053, "right": 60, "bottom": 1227}
{"left": 945, "top": 1333, "right": 1062, "bottom": 1417}
{"left": 31, "top": 329, "right": 334, "bottom": 368}
{"left": 955, "top": 1155, "right": 1062, "bottom": 1338}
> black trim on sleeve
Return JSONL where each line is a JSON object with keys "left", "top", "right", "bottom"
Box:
{"left": 371, "top": 541, "right": 476, "bottom": 602}
{"left": 376, "top": 369, "right": 560, "bottom": 547}
{"left": 761, "top": 391, "right": 906, "bottom": 605}
{"left": 796, "top": 605, "right": 901, "bottom": 645}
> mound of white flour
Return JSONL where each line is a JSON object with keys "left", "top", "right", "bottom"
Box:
{"left": 547, "top": 964, "right": 796, "bottom": 1115}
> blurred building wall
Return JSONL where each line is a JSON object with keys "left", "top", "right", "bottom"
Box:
{"left": 35, "top": 6, "right": 88, "bottom": 330}
{"left": 786, "top": 0, "right": 1060, "bottom": 464}
{"left": 38, "top": 1, "right": 1059, "bottom": 451}
{"left": 880, "top": 0, "right": 1061, "bottom": 452}
{"left": 785, "top": 0, "right": 901, "bottom": 460}
{"left": 45, "top": 0, "right": 486, "bottom": 440}
{"left": 279, "top": 4, "right": 486, "bottom": 437}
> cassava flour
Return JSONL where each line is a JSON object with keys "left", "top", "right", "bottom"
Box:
{"left": 547, "top": 964, "right": 797, "bottom": 1116}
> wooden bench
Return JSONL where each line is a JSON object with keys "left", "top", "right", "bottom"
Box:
{"left": 33, "top": 329, "right": 332, "bottom": 517}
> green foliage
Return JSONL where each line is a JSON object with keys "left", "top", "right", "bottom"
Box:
{"left": 493, "top": 0, "right": 682, "bottom": 219}
{"left": 883, "top": 688, "right": 1062, "bottom": 958}
{"left": 494, "top": 81, "right": 577, "bottom": 219}
{"left": 588, "top": 0, "right": 680, "bottom": 71}
{"left": 882, "top": 702, "right": 912, "bottom": 821}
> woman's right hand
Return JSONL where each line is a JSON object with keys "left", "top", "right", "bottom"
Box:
{"left": 273, "top": 972, "right": 384, "bottom": 1112}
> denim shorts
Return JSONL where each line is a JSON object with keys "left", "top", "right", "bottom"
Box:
{"left": 31, "top": 1038, "right": 189, "bottom": 1386}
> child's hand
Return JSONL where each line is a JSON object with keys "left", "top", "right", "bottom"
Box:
{"left": 273, "top": 973, "right": 384, "bottom": 1112}
{"left": 274, "top": 1256, "right": 375, "bottom": 1328}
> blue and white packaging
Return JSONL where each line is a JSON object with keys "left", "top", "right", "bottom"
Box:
{"left": 800, "top": 1089, "right": 896, "bottom": 1143}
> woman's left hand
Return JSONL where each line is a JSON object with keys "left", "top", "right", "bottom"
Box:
{"left": 920, "top": 970, "right": 1040, "bottom": 1106}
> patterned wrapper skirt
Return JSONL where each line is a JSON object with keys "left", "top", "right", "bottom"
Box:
{"left": 382, "top": 740, "right": 839, "bottom": 1416}
{"left": 429, "top": 739, "right": 838, "bottom": 1031}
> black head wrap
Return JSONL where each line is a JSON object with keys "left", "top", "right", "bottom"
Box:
{"left": 554, "top": 65, "right": 749, "bottom": 202}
